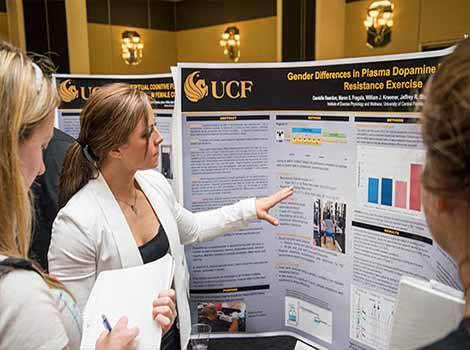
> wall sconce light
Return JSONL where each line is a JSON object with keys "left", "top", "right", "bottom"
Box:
{"left": 364, "top": 0, "right": 394, "bottom": 48}
{"left": 219, "top": 26, "right": 240, "bottom": 62}
{"left": 121, "top": 31, "right": 144, "bottom": 65}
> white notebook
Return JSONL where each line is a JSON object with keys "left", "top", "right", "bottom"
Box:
{"left": 80, "top": 254, "right": 175, "bottom": 350}
{"left": 388, "top": 276, "right": 465, "bottom": 350}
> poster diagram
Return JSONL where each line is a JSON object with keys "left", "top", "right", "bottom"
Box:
{"left": 350, "top": 285, "right": 395, "bottom": 350}
{"left": 286, "top": 296, "right": 333, "bottom": 344}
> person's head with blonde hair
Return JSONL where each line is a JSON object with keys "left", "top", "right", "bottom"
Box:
{"left": 0, "top": 41, "right": 60, "bottom": 259}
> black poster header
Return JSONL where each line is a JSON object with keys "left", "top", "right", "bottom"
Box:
{"left": 55, "top": 75, "right": 174, "bottom": 110}
{"left": 181, "top": 53, "right": 447, "bottom": 113}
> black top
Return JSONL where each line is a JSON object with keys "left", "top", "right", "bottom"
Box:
{"left": 419, "top": 318, "right": 470, "bottom": 349}
{"left": 138, "top": 225, "right": 179, "bottom": 350}
{"left": 30, "top": 128, "right": 75, "bottom": 271}
{"left": 138, "top": 225, "right": 170, "bottom": 264}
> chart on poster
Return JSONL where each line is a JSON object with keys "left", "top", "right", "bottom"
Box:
{"left": 357, "top": 145, "right": 425, "bottom": 213}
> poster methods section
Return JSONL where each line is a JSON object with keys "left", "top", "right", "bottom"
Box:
{"left": 54, "top": 74, "right": 175, "bottom": 185}
{"left": 176, "top": 49, "right": 459, "bottom": 350}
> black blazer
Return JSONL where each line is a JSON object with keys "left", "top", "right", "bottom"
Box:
{"left": 30, "top": 128, "right": 75, "bottom": 271}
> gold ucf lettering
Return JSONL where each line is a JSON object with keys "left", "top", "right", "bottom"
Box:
{"left": 80, "top": 86, "right": 99, "bottom": 100}
{"left": 211, "top": 80, "right": 253, "bottom": 99}
{"left": 240, "top": 81, "right": 253, "bottom": 98}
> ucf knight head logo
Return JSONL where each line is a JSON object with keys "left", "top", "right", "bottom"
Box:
{"left": 184, "top": 71, "right": 208, "bottom": 103}
{"left": 58, "top": 79, "right": 79, "bottom": 103}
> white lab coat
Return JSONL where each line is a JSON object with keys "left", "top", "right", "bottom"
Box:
{"left": 48, "top": 169, "right": 256, "bottom": 349}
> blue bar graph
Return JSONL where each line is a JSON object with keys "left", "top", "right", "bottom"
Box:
{"left": 368, "top": 178, "right": 379, "bottom": 204}
{"left": 381, "top": 178, "right": 393, "bottom": 206}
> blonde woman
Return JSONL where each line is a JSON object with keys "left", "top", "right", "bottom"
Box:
{"left": 0, "top": 42, "right": 138, "bottom": 350}
{"left": 49, "top": 83, "right": 293, "bottom": 350}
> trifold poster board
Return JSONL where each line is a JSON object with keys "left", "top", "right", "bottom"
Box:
{"left": 173, "top": 48, "right": 461, "bottom": 350}
{"left": 53, "top": 73, "right": 176, "bottom": 188}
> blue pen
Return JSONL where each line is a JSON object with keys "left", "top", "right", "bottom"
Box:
{"left": 101, "top": 314, "right": 112, "bottom": 332}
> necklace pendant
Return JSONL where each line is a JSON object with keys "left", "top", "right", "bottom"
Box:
{"left": 131, "top": 205, "right": 138, "bottom": 215}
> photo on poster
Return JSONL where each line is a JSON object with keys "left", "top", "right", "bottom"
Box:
{"left": 197, "top": 302, "right": 246, "bottom": 333}
{"left": 312, "top": 199, "right": 347, "bottom": 254}
{"left": 160, "top": 144, "right": 173, "bottom": 179}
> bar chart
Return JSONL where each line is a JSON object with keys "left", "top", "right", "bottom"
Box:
{"left": 357, "top": 146, "right": 425, "bottom": 213}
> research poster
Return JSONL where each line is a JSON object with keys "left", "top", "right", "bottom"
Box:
{"left": 175, "top": 48, "right": 457, "bottom": 350}
{"left": 53, "top": 73, "right": 175, "bottom": 184}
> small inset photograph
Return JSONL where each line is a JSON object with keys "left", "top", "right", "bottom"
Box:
{"left": 160, "top": 144, "right": 173, "bottom": 179}
{"left": 312, "top": 199, "right": 347, "bottom": 254}
{"left": 197, "top": 302, "right": 246, "bottom": 333}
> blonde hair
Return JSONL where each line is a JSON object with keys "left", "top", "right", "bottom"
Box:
{"left": 0, "top": 41, "right": 59, "bottom": 259}
{"left": 60, "top": 83, "right": 152, "bottom": 207}
{"left": 421, "top": 38, "right": 470, "bottom": 201}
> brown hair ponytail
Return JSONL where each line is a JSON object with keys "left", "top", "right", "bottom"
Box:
{"left": 59, "top": 142, "right": 97, "bottom": 208}
{"left": 421, "top": 38, "right": 470, "bottom": 201}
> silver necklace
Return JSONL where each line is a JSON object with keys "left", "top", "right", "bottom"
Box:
{"left": 116, "top": 189, "right": 138, "bottom": 215}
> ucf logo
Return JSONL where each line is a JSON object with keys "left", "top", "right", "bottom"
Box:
{"left": 58, "top": 79, "right": 78, "bottom": 103}
{"left": 58, "top": 79, "right": 99, "bottom": 103}
{"left": 184, "top": 71, "right": 208, "bottom": 102}
{"left": 184, "top": 71, "right": 253, "bottom": 103}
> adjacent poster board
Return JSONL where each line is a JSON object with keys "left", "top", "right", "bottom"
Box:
{"left": 53, "top": 73, "right": 175, "bottom": 187}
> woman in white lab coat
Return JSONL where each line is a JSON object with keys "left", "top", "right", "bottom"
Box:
{"left": 48, "top": 83, "right": 293, "bottom": 350}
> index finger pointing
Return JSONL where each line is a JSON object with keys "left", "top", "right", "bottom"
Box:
{"left": 273, "top": 186, "right": 294, "bottom": 202}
